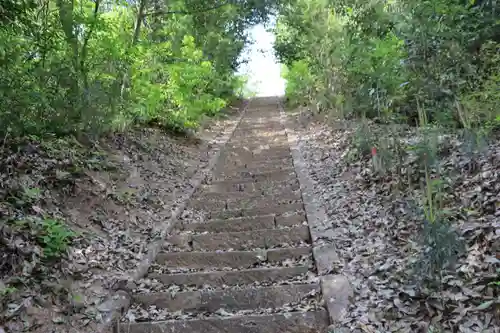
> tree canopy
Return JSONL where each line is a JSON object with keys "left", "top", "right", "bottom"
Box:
{"left": 0, "top": 0, "right": 278, "bottom": 137}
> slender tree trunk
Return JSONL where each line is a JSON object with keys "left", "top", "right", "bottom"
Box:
{"left": 56, "top": 0, "right": 81, "bottom": 122}
{"left": 80, "top": 0, "right": 101, "bottom": 92}
{"left": 120, "top": 0, "right": 148, "bottom": 98}
{"left": 56, "top": 0, "right": 78, "bottom": 73}
{"left": 151, "top": 0, "right": 163, "bottom": 42}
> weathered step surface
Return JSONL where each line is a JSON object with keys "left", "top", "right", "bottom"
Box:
{"left": 276, "top": 211, "right": 307, "bottom": 227}
{"left": 225, "top": 197, "right": 301, "bottom": 210}
{"left": 199, "top": 181, "right": 300, "bottom": 196}
{"left": 219, "top": 160, "right": 295, "bottom": 174}
{"left": 207, "top": 179, "right": 299, "bottom": 193}
{"left": 133, "top": 283, "right": 320, "bottom": 311}
{"left": 148, "top": 266, "right": 310, "bottom": 288}
{"left": 214, "top": 167, "right": 296, "bottom": 180}
{"left": 220, "top": 155, "right": 293, "bottom": 166}
{"left": 189, "top": 194, "right": 301, "bottom": 213}
{"left": 155, "top": 247, "right": 312, "bottom": 268}
{"left": 225, "top": 142, "right": 289, "bottom": 151}
{"left": 191, "top": 226, "right": 311, "bottom": 251}
{"left": 121, "top": 310, "right": 329, "bottom": 333}
{"left": 216, "top": 165, "right": 295, "bottom": 178}
{"left": 213, "top": 169, "right": 297, "bottom": 184}
{"left": 180, "top": 215, "right": 275, "bottom": 233}
{"left": 192, "top": 189, "right": 301, "bottom": 206}
{"left": 209, "top": 202, "right": 304, "bottom": 220}
{"left": 180, "top": 212, "right": 305, "bottom": 234}
{"left": 231, "top": 131, "right": 287, "bottom": 139}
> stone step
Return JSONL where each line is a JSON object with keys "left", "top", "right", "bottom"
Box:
{"left": 209, "top": 202, "right": 304, "bottom": 220}
{"left": 234, "top": 122, "right": 282, "bottom": 127}
{"left": 226, "top": 141, "right": 289, "bottom": 150}
{"left": 148, "top": 266, "right": 310, "bottom": 288}
{"left": 223, "top": 150, "right": 291, "bottom": 161}
{"left": 276, "top": 211, "right": 307, "bottom": 227}
{"left": 215, "top": 167, "right": 295, "bottom": 180}
{"left": 226, "top": 197, "right": 300, "bottom": 211}
{"left": 231, "top": 132, "right": 287, "bottom": 140}
{"left": 193, "top": 188, "right": 300, "bottom": 203}
{"left": 208, "top": 180, "right": 299, "bottom": 194}
{"left": 180, "top": 215, "right": 275, "bottom": 233}
{"left": 222, "top": 147, "right": 291, "bottom": 158}
{"left": 233, "top": 124, "right": 284, "bottom": 131}
{"left": 220, "top": 156, "right": 293, "bottom": 169}
{"left": 228, "top": 142, "right": 286, "bottom": 149}
{"left": 225, "top": 142, "right": 289, "bottom": 151}
{"left": 155, "top": 247, "right": 312, "bottom": 269}
{"left": 132, "top": 283, "right": 320, "bottom": 312}
{"left": 188, "top": 198, "right": 227, "bottom": 210}
{"left": 215, "top": 170, "right": 297, "bottom": 184}
{"left": 265, "top": 247, "right": 311, "bottom": 262}
{"left": 119, "top": 310, "right": 329, "bottom": 333}
{"left": 191, "top": 225, "right": 311, "bottom": 251}
{"left": 217, "top": 164, "right": 294, "bottom": 177}
{"left": 225, "top": 145, "right": 289, "bottom": 158}
{"left": 119, "top": 103, "right": 332, "bottom": 333}
{"left": 231, "top": 132, "right": 286, "bottom": 137}
{"left": 189, "top": 193, "right": 301, "bottom": 213}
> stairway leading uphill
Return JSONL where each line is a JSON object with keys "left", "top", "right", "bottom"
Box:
{"left": 117, "top": 97, "right": 335, "bottom": 333}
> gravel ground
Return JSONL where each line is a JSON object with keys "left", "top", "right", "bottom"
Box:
{"left": 287, "top": 109, "right": 499, "bottom": 333}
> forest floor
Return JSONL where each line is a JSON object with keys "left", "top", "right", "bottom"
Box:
{"left": 288, "top": 108, "right": 499, "bottom": 332}
{"left": 0, "top": 100, "right": 499, "bottom": 333}
{"left": 0, "top": 106, "right": 243, "bottom": 333}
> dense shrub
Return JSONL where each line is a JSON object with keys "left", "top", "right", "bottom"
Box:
{"left": 274, "top": 0, "right": 500, "bottom": 128}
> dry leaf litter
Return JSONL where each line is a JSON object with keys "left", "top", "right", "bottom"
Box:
{"left": 0, "top": 109, "right": 241, "bottom": 333}
{"left": 289, "top": 110, "right": 499, "bottom": 333}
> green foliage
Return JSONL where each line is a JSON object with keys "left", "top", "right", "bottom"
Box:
{"left": 0, "top": 0, "right": 275, "bottom": 138}
{"left": 282, "top": 60, "right": 317, "bottom": 107}
{"left": 275, "top": 0, "right": 500, "bottom": 126}
{"left": 36, "top": 218, "right": 75, "bottom": 259}
{"left": 351, "top": 121, "right": 375, "bottom": 158}
{"left": 233, "top": 74, "right": 257, "bottom": 99}
{"left": 416, "top": 220, "right": 465, "bottom": 281}
{"left": 0, "top": 286, "right": 17, "bottom": 297}
{"left": 164, "top": 36, "right": 227, "bottom": 129}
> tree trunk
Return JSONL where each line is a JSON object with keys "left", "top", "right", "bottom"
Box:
{"left": 120, "top": 0, "right": 148, "bottom": 98}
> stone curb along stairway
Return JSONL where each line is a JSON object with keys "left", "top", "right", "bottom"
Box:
{"left": 116, "top": 97, "right": 353, "bottom": 333}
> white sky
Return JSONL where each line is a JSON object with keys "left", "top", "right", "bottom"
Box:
{"left": 237, "top": 23, "right": 285, "bottom": 97}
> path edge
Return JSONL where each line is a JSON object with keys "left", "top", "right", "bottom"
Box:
{"left": 278, "top": 100, "right": 353, "bottom": 331}
{"left": 95, "top": 100, "right": 250, "bottom": 333}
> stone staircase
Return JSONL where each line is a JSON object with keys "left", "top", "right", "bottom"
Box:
{"left": 117, "top": 97, "right": 333, "bottom": 333}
